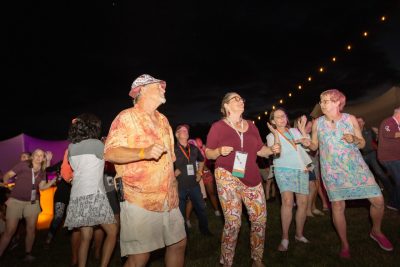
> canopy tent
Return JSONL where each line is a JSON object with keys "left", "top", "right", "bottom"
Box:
{"left": 0, "top": 133, "right": 68, "bottom": 174}
{"left": 310, "top": 86, "right": 400, "bottom": 127}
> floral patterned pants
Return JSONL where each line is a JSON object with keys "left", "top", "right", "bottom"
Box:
{"left": 215, "top": 168, "right": 267, "bottom": 266}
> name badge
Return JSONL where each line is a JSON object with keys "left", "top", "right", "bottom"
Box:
{"left": 31, "top": 189, "right": 37, "bottom": 203}
{"left": 187, "top": 164, "right": 195, "bottom": 176}
{"left": 232, "top": 151, "right": 248, "bottom": 178}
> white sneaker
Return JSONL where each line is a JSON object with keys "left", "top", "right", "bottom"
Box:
{"left": 186, "top": 220, "right": 192, "bottom": 228}
{"left": 215, "top": 210, "right": 221, "bottom": 216}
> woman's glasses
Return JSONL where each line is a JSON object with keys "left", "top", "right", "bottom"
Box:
{"left": 319, "top": 99, "right": 336, "bottom": 105}
{"left": 228, "top": 96, "right": 246, "bottom": 103}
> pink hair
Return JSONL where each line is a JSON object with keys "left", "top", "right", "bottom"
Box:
{"left": 320, "top": 89, "right": 346, "bottom": 111}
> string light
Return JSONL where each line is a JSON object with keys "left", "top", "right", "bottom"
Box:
{"left": 254, "top": 13, "right": 389, "bottom": 122}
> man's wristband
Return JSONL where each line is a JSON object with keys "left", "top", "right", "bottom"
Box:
{"left": 139, "top": 148, "right": 145, "bottom": 159}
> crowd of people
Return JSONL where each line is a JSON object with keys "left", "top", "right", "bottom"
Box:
{"left": 0, "top": 74, "right": 399, "bottom": 267}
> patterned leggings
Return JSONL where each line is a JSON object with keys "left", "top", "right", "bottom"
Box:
{"left": 48, "top": 202, "right": 67, "bottom": 238}
{"left": 215, "top": 168, "right": 267, "bottom": 266}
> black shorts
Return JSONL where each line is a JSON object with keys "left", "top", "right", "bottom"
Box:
{"left": 309, "top": 170, "right": 317, "bottom": 181}
{"left": 106, "top": 190, "right": 120, "bottom": 215}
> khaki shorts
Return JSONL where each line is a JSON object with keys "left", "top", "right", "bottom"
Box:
{"left": 120, "top": 201, "right": 186, "bottom": 256}
{"left": 6, "top": 198, "right": 41, "bottom": 220}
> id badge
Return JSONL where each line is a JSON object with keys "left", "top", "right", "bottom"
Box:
{"left": 187, "top": 164, "right": 195, "bottom": 176}
{"left": 232, "top": 151, "right": 248, "bottom": 178}
{"left": 31, "top": 189, "right": 36, "bottom": 203}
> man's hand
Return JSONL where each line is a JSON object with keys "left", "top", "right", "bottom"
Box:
{"left": 145, "top": 144, "right": 167, "bottom": 160}
{"left": 174, "top": 169, "right": 181, "bottom": 177}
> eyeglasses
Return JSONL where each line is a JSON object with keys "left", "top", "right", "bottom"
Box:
{"left": 319, "top": 99, "right": 336, "bottom": 105}
{"left": 227, "top": 96, "right": 246, "bottom": 103}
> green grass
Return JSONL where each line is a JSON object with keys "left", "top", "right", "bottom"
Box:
{"left": 2, "top": 195, "right": 399, "bottom": 266}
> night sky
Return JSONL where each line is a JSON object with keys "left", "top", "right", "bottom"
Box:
{"left": 1, "top": 0, "right": 400, "bottom": 141}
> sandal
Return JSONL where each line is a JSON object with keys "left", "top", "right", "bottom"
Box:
{"left": 295, "top": 236, "right": 310, "bottom": 243}
{"left": 278, "top": 239, "right": 289, "bottom": 251}
{"left": 312, "top": 209, "right": 325, "bottom": 216}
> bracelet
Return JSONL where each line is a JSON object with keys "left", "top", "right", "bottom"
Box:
{"left": 139, "top": 148, "right": 145, "bottom": 159}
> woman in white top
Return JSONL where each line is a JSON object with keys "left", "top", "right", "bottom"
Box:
{"left": 267, "top": 108, "right": 312, "bottom": 252}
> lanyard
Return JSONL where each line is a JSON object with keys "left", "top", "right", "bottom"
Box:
{"left": 31, "top": 169, "right": 38, "bottom": 189}
{"left": 179, "top": 144, "right": 191, "bottom": 163}
{"left": 227, "top": 119, "right": 244, "bottom": 150}
{"left": 278, "top": 128, "right": 297, "bottom": 150}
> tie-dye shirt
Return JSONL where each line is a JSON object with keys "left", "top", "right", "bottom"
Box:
{"left": 104, "top": 105, "right": 177, "bottom": 211}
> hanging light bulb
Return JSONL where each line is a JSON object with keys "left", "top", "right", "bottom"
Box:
{"left": 381, "top": 16, "right": 386, "bottom": 21}
{"left": 363, "top": 31, "right": 368, "bottom": 37}
{"left": 272, "top": 105, "right": 276, "bottom": 110}
{"left": 257, "top": 116, "right": 261, "bottom": 120}
{"left": 308, "top": 76, "right": 312, "bottom": 81}
{"left": 298, "top": 85, "right": 302, "bottom": 90}
{"left": 288, "top": 92, "right": 292, "bottom": 97}
{"left": 279, "top": 99, "right": 283, "bottom": 104}
{"left": 332, "top": 57, "right": 336, "bottom": 62}
{"left": 347, "top": 44, "right": 352, "bottom": 50}
{"left": 319, "top": 67, "right": 324, "bottom": 72}
{"left": 264, "top": 111, "right": 268, "bottom": 115}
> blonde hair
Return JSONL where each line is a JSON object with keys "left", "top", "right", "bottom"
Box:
{"left": 220, "top": 92, "right": 238, "bottom": 118}
{"left": 31, "top": 149, "right": 47, "bottom": 171}
{"left": 320, "top": 89, "right": 346, "bottom": 111}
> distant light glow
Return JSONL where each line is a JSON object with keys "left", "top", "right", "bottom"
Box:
{"left": 319, "top": 67, "right": 324, "bottom": 72}
{"left": 308, "top": 76, "right": 312, "bottom": 81}
{"left": 332, "top": 57, "right": 336, "bottom": 62}
{"left": 272, "top": 105, "right": 276, "bottom": 110}
{"left": 298, "top": 85, "right": 302, "bottom": 90}
{"left": 264, "top": 111, "right": 268, "bottom": 115}
{"left": 381, "top": 16, "right": 386, "bottom": 21}
{"left": 288, "top": 93, "right": 292, "bottom": 97}
{"left": 363, "top": 31, "right": 368, "bottom": 37}
{"left": 347, "top": 45, "right": 352, "bottom": 50}
{"left": 257, "top": 116, "right": 261, "bottom": 120}
{"left": 279, "top": 99, "right": 283, "bottom": 104}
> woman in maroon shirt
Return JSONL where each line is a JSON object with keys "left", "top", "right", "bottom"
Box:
{"left": 206, "top": 92, "right": 280, "bottom": 267}
{"left": 0, "top": 149, "right": 57, "bottom": 261}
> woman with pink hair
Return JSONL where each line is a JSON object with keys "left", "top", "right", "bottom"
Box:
{"left": 299, "top": 89, "right": 393, "bottom": 258}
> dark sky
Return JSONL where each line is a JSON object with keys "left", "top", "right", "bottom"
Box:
{"left": 1, "top": 0, "right": 400, "bottom": 141}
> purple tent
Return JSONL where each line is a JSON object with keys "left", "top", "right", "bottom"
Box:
{"left": 0, "top": 133, "right": 68, "bottom": 174}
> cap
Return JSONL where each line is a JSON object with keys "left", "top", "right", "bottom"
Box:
{"left": 128, "top": 74, "right": 166, "bottom": 98}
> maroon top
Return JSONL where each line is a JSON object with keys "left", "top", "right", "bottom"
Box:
{"left": 10, "top": 161, "right": 45, "bottom": 201}
{"left": 378, "top": 116, "right": 400, "bottom": 162}
{"left": 206, "top": 119, "right": 264, "bottom": 186}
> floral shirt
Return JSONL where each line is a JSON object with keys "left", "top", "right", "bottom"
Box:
{"left": 104, "top": 105, "right": 177, "bottom": 211}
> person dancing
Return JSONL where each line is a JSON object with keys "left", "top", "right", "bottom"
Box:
{"left": 298, "top": 89, "right": 393, "bottom": 258}
{"left": 205, "top": 92, "right": 280, "bottom": 267}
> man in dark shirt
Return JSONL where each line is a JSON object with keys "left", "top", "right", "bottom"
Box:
{"left": 174, "top": 124, "right": 212, "bottom": 236}
{"left": 357, "top": 117, "right": 396, "bottom": 210}
{"left": 377, "top": 108, "right": 400, "bottom": 211}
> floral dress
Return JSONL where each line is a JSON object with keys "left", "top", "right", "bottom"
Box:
{"left": 317, "top": 113, "right": 381, "bottom": 201}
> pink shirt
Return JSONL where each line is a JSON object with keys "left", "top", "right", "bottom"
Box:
{"left": 378, "top": 116, "right": 400, "bottom": 162}
{"left": 206, "top": 119, "right": 264, "bottom": 186}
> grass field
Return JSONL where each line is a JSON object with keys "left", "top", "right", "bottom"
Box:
{"left": 1, "top": 194, "right": 399, "bottom": 267}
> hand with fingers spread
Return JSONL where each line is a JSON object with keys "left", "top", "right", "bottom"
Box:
{"left": 219, "top": 146, "right": 234, "bottom": 156}
{"left": 297, "top": 115, "right": 308, "bottom": 134}
{"left": 145, "top": 143, "right": 167, "bottom": 160}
